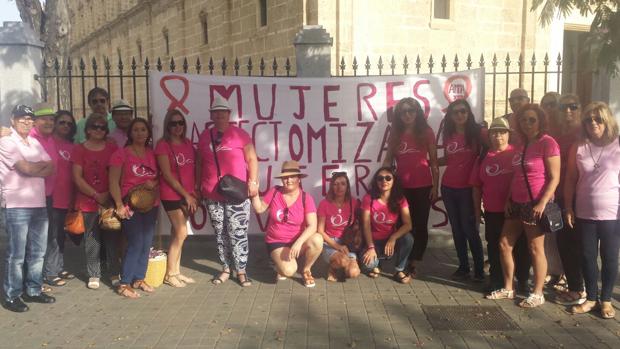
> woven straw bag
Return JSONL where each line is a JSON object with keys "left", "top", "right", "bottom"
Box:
{"left": 99, "top": 206, "right": 121, "bottom": 231}
{"left": 126, "top": 185, "right": 156, "bottom": 213}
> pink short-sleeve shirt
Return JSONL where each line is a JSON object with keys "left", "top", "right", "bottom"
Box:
{"left": 198, "top": 126, "right": 251, "bottom": 201}
{"left": 442, "top": 128, "right": 487, "bottom": 188}
{"left": 469, "top": 145, "right": 516, "bottom": 212}
{"left": 154, "top": 139, "right": 196, "bottom": 201}
{"left": 511, "top": 134, "right": 560, "bottom": 203}
{"left": 361, "top": 194, "right": 408, "bottom": 241}
{"left": 317, "top": 198, "right": 359, "bottom": 239}
{"left": 395, "top": 128, "right": 435, "bottom": 188}
{"left": 29, "top": 127, "right": 57, "bottom": 196}
{"left": 109, "top": 147, "right": 158, "bottom": 199}
{"left": 51, "top": 137, "right": 75, "bottom": 209}
{"left": 264, "top": 187, "right": 317, "bottom": 244}
{"left": 72, "top": 142, "right": 118, "bottom": 212}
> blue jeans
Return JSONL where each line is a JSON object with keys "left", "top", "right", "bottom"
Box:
{"left": 43, "top": 207, "right": 68, "bottom": 279}
{"left": 3, "top": 207, "right": 49, "bottom": 301}
{"left": 358, "top": 234, "right": 414, "bottom": 272}
{"left": 120, "top": 207, "right": 157, "bottom": 285}
{"left": 441, "top": 186, "right": 484, "bottom": 275}
{"left": 577, "top": 219, "right": 620, "bottom": 302}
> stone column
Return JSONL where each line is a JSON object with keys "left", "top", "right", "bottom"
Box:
{"left": 293, "top": 25, "right": 333, "bottom": 78}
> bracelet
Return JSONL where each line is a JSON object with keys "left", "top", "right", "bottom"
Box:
{"left": 367, "top": 246, "right": 375, "bottom": 250}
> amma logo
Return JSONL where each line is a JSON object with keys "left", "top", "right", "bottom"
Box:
{"left": 443, "top": 75, "right": 473, "bottom": 104}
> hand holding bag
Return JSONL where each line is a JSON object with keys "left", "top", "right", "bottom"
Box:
{"left": 126, "top": 184, "right": 157, "bottom": 213}
{"left": 210, "top": 128, "right": 248, "bottom": 204}
{"left": 64, "top": 209, "right": 85, "bottom": 235}
{"left": 520, "top": 143, "right": 564, "bottom": 233}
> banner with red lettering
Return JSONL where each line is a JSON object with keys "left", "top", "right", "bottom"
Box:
{"left": 149, "top": 69, "right": 485, "bottom": 235}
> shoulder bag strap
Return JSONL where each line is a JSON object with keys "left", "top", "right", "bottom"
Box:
{"left": 520, "top": 142, "right": 535, "bottom": 202}
{"left": 209, "top": 128, "right": 222, "bottom": 179}
{"left": 346, "top": 198, "right": 354, "bottom": 227}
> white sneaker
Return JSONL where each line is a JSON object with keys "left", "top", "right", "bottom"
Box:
{"left": 87, "top": 277, "right": 100, "bottom": 290}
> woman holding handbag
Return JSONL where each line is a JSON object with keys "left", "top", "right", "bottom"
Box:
{"left": 486, "top": 104, "right": 560, "bottom": 308}
{"left": 359, "top": 167, "right": 413, "bottom": 283}
{"left": 565, "top": 102, "right": 620, "bottom": 319}
{"left": 155, "top": 109, "right": 198, "bottom": 287}
{"left": 317, "top": 172, "right": 361, "bottom": 281}
{"left": 383, "top": 98, "right": 439, "bottom": 277}
{"left": 196, "top": 97, "right": 258, "bottom": 287}
{"left": 72, "top": 114, "right": 119, "bottom": 289}
{"left": 109, "top": 118, "right": 159, "bottom": 298}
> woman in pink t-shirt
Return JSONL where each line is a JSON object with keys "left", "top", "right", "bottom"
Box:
{"left": 439, "top": 99, "right": 487, "bottom": 282}
{"left": 486, "top": 104, "right": 560, "bottom": 308}
{"left": 197, "top": 98, "right": 259, "bottom": 287}
{"left": 250, "top": 161, "right": 323, "bottom": 287}
{"left": 109, "top": 118, "right": 159, "bottom": 298}
{"left": 42, "top": 110, "right": 78, "bottom": 288}
{"left": 155, "top": 109, "right": 198, "bottom": 288}
{"left": 317, "top": 172, "right": 361, "bottom": 281}
{"left": 72, "top": 114, "right": 119, "bottom": 289}
{"left": 564, "top": 102, "right": 620, "bottom": 318}
{"left": 383, "top": 97, "right": 439, "bottom": 276}
{"left": 360, "top": 167, "right": 413, "bottom": 283}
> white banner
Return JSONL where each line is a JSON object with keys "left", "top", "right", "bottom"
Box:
{"left": 149, "top": 69, "right": 485, "bottom": 235}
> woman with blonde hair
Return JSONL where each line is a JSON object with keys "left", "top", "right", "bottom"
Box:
{"left": 564, "top": 102, "right": 620, "bottom": 319}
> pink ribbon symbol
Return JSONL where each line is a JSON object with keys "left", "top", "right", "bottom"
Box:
{"left": 160, "top": 75, "right": 190, "bottom": 114}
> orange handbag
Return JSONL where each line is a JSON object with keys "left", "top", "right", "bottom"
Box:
{"left": 64, "top": 210, "right": 85, "bottom": 235}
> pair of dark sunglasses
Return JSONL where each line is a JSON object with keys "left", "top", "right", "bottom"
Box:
{"left": 168, "top": 120, "right": 185, "bottom": 128}
{"left": 57, "top": 120, "right": 74, "bottom": 126}
{"left": 519, "top": 117, "right": 538, "bottom": 124}
{"left": 376, "top": 175, "right": 393, "bottom": 182}
{"left": 402, "top": 108, "right": 417, "bottom": 115}
{"left": 583, "top": 116, "right": 604, "bottom": 125}
{"left": 89, "top": 124, "right": 108, "bottom": 131}
{"left": 560, "top": 103, "right": 579, "bottom": 111}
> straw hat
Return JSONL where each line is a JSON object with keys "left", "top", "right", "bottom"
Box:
{"left": 274, "top": 160, "right": 308, "bottom": 178}
{"left": 209, "top": 96, "right": 232, "bottom": 112}
{"left": 488, "top": 117, "right": 511, "bottom": 132}
{"left": 111, "top": 99, "right": 133, "bottom": 112}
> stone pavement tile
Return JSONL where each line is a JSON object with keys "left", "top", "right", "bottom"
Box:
{"left": 390, "top": 321, "right": 416, "bottom": 338}
{"left": 435, "top": 331, "right": 468, "bottom": 348}
{"left": 507, "top": 334, "right": 537, "bottom": 348}
{"left": 543, "top": 329, "right": 587, "bottom": 348}
{"left": 134, "top": 331, "right": 165, "bottom": 347}
{"left": 459, "top": 331, "right": 494, "bottom": 349}
{"left": 481, "top": 332, "right": 517, "bottom": 348}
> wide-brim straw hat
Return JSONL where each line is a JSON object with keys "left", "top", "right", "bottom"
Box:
{"left": 274, "top": 160, "right": 308, "bottom": 178}
{"left": 209, "top": 96, "right": 232, "bottom": 112}
{"left": 488, "top": 117, "right": 511, "bottom": 132}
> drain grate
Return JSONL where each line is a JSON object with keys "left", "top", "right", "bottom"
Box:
{"left": 422, "top": 305, "right": 521, "bottom": 331}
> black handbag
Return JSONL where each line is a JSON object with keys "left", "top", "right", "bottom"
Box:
{"left": 210, "top": 128, "right": 248, "bottom": 204}
{"left": 520, "top": 143, "right": 563, "bottom": 233}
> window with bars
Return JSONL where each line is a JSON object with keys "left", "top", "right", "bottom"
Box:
{"left": 200, "top": 11, "right": 209, "bottom": 44}
{"left": 259, "top": 0, "right": 267, "bottom": 27}
{"left": 433, "top": 0, "right": 450, "bottom": 19}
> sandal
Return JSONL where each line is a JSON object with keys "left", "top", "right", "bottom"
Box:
{"left": 571, "top": 300, "right": 597, "bottom": 314}
{"left": 132, "top": 280, "right": 154, "bottom": 293}
{"left": 485, "top": 288, "right": 515, "bottom": 300}
{"left": 519, "top": 293, "right": 545, "bottom": 308}
{"left": 408, "top": 265, "right": 418, "bottom": 278}
{"left": 178, "top": 274, "right": 196, "bottom": 284}
{"left": 212, "top": 271, "right": 230, "bottom": 285}
{"left": 42, "top": 285, "right": 53, "bottom": 293}
{"left": 87, "top": 277, "right": 100, "bottom": 289}
{"left": 302, "top": 270, "right": 316, "bottom": 288}
{"left": 58, "top": 271, "right": 75, "bottom": 280}
{"left": 276, "top": 273, "right": 287, "bottom": 281}
{"left": 368, "top": 267, "right": 380, "bottom": 278}
{"left": 164, "top": 274, "right": 186, "bottom": 288}
{"left": 555, "top": 291, "right": 586, "bottom": 306}
{"left": 117, "top": 284, "right": 140, "bottom": 299}
{"left": 394, "top": 271, "right": 411, "bottom": 284}
{"left": 600, "top": 301, "right": 615, "bottom": 319}
{"left": 44, "top": 277, "right": 67, "bottom": 287}
{"left": 238, "top": 273, "right": 252, "bottom": 287}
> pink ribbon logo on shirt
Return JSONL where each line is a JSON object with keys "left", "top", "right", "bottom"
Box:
{"left": 445, "top": 142, "right": 465, "bottom": 154}
{"left": 276, "top": 209, "right": 286, "bottom": 222}
{"left": 132, "top": 164, "right": 157, "bottom": 177}
{"left": 175, "top": 153, "right": 194, "bottom": 166}
{"left": 511, "top": 153, "right": 523, "bottom": 167}
{"left": 58, "top": 150, "right": 71, "bottom": 161}
{"left": 373, "top": 212, "right": 394, "bottom": 225}
{"left": 330, "top": 214, "right": 347, "bottom": 227}
{"left": 398, "top": 141, "right": 421, "bottom": 154}
{"left": 485, "top": 164, "right": 513, "bottom": 177}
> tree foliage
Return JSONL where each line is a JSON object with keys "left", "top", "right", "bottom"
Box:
{"left": 531, "top": 0, "right": 620, "bottom": 76}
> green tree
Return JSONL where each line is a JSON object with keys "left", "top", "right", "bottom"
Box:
{"left": 531, "top": 0, "right": 620, "bottom": 75}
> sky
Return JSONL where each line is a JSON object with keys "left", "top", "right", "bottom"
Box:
{"left": 0, "top": 0, "right": 22, "bottom": 23}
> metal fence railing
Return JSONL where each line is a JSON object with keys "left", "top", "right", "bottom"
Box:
{"left": 36, "top": 52, "right": 563, "bottom": 121}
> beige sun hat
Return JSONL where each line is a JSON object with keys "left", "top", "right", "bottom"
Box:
{"left": 209, "top": 96, "right": 232, "bottom": 112}
{"left": 274, "top": 160, "right": 308, "bottom": 178}
{"left": 488, "top": 117, "right": 511, "bottom": 132}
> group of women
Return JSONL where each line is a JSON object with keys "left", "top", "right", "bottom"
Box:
{"left": 27, "top": 92, "right": 620, "bottom": 319}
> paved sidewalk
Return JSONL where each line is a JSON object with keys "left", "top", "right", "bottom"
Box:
{"left": 0, "top": 235, "right": 619, "bottom": 349}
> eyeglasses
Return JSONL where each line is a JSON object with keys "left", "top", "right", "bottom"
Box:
{"left": 560, "top": 103, "right": 579, "bottom": 111}
{"left": 402, "top": 108, "right": 417, "bottom": 115}
{"left": 376, "top": 175, "right": 393, "bottom": 182}
{"left": 89, "top": 124, "right": 108, "bottom": 131}
{"left": 57, "top": 120, "right": 74, "bottom": 126}
{"left": 519, "top": 117, "right": 538, "bottom": 124}
{"left": 453, "top": 108, "right": 468, "bottom": 115}
{"left": 583, "top": 116, "right": 604, "bottom": 125}
{"left": 168, "top": 120, "right": 185, "bottom": 128}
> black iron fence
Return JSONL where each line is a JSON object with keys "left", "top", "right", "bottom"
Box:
{"left": 36, "top": 52, "right": 563, "bottom": 120}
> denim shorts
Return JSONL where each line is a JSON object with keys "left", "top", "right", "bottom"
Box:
{"left": 321, "top": 237, "right": 357, "bottom": 263}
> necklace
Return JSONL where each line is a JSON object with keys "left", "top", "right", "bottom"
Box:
{"left": 587, "top": 142, "right": 605, "bottom": 171}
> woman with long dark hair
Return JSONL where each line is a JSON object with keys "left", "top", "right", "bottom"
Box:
{"left": 440, "top": 99, "right": 487, "bottom": 281}
{"left": 383, "top": 98, "right": 438, "bottom": 276}
{"left": 359, "top": 167, "right": 413, "bottom": 283}
{"left": 155, "top": 109, "right": 198, "bottom": 287}
{"left": 109, "top": 118, "right": 159, "bottom": 298}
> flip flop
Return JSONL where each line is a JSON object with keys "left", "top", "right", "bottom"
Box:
{"left": 44, "top": 277, "right": 67, "bottom": 287}
{"left": 58, "top": 271, "right": 76, "bottom": 280}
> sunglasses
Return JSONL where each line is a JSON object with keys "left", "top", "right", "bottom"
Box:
{"left": 282, "top": 207, "right": 289, "bottom": 223}
{"left": 519, "top": 117, "right": 538, "bottom": 124}
{"left": 542, "top": 101, "right": 558, "bottom": 109}
{"left": 560, "top": 103, "right": 579, "bottom": 111}
{"left": 168, "top": 120, "right": 185, "bottom": 127}
{"left": 331, "top": 171, "right": 348, "bottom": 178}
{"left": 57, "top": 120, "right": 74, "bottom": 126}
{"left": 453, "top": 108, "right": 468, "bottom": 115}
{"left": 89, "top": 124, "right": 108, "bottom": 131}
{"left": 376, "top": 175, "right": 393, "bottom": 182}
{"left": 402, "top": 108, "right": 417, "bottom": 115}
{"left": 583, "top": 116, "right": 604, "bottom": 125}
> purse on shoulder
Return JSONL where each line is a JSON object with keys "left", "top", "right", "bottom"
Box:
{"left": 210, "top": 128, "right": 248, "bottom": 204}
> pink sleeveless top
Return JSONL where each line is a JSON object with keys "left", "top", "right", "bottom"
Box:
{"left": 575, "top": 140, "right": 620, "bottom": 220}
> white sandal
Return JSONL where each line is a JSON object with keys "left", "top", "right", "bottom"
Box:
{"left": 485, "top": 288, "right": 514, "bottom": 300}
{"left": 519, "top": 293, "right": 545, "bottom": 308}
